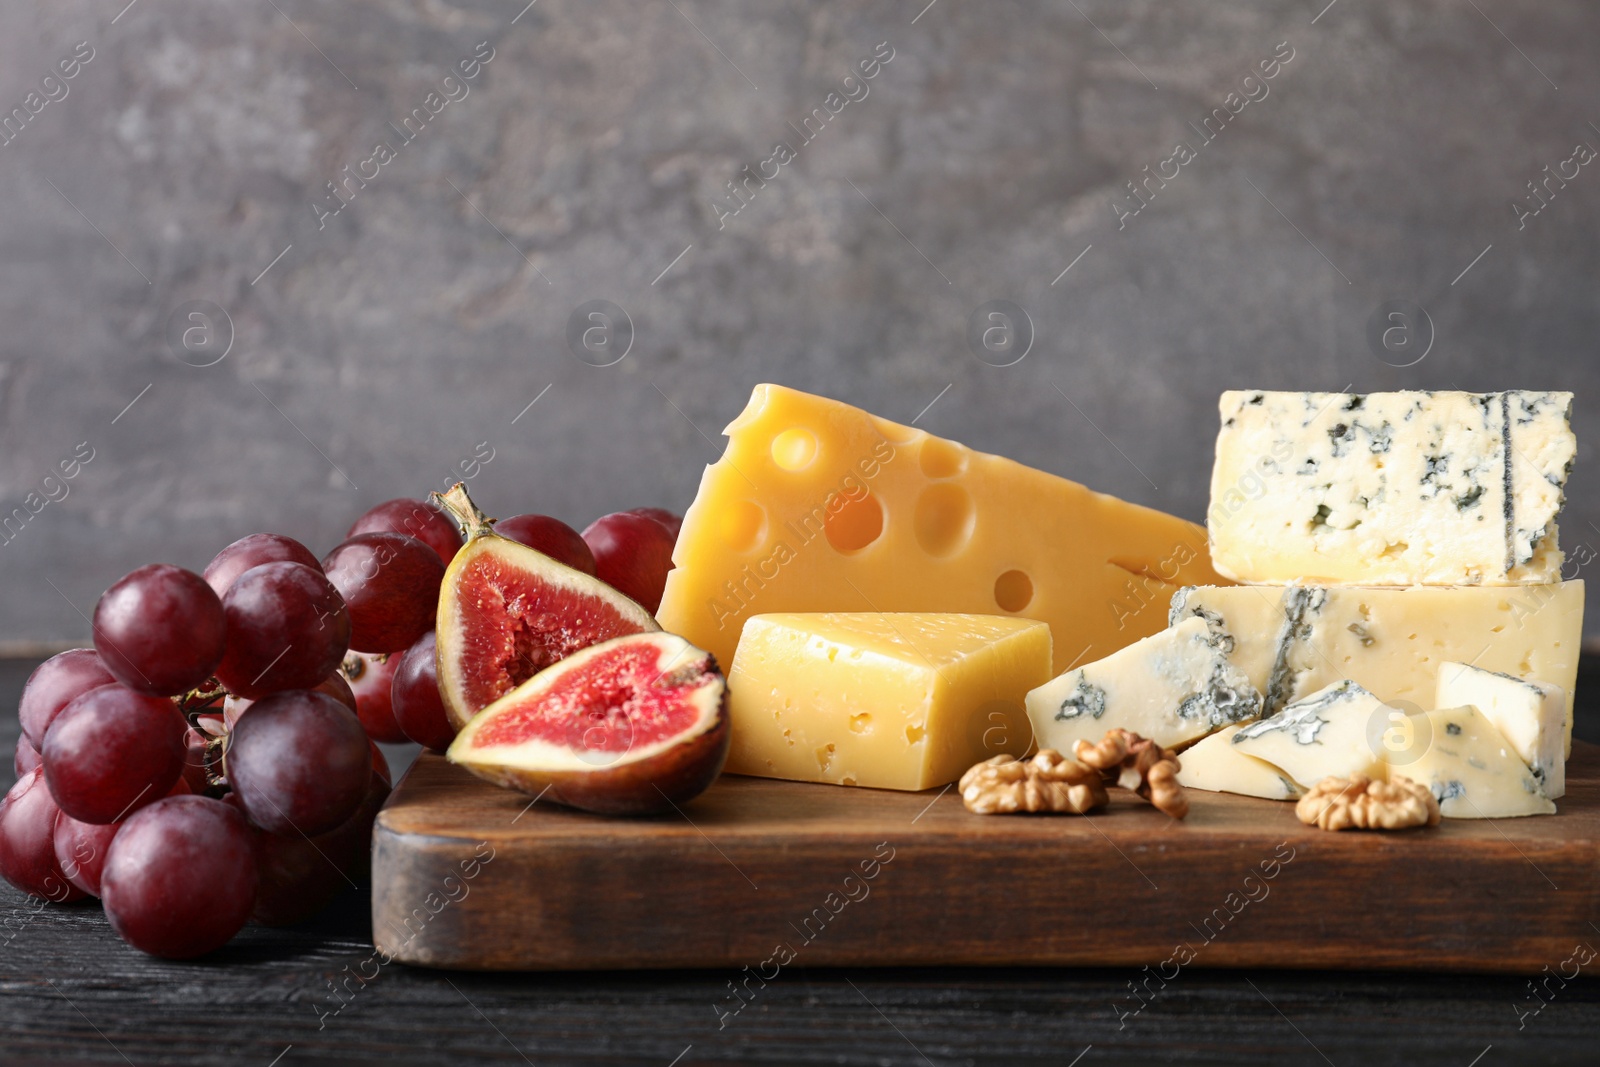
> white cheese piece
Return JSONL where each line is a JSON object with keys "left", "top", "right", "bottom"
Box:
{"left": 1025, "top": 617, "right": 1262, "bottom": 754}
{"left": 1208, "top": 390, "right": 1575, "bottom": 585}
{"left": 1400, "top": 705, "right": 1556, "bottom": 819}
{"left": 1434, "top": 661, "right": 1567, "bottom": 799}
{"left": 1169, "top": 581, "right": 1584, "bottom": 755}
{"left": 1176, "top": 725, "right": 1303, "bottom": 800}
{"left": 1230, "top": 680, "right": 1392, "bottom": 785}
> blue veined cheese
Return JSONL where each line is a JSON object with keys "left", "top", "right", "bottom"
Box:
{"left": 1399, "top": 705, "right": 1555, "bottom": 818}
{"left": 1176, "top": 725, "right": 1304, "bottom": 800}
{"left": 1230, "top": 680, "right": 1392, "bottom": 784}
{"left": 1168, "top": 581, "right": 1584, "bottom": 755}
{"left": 1024, "top": 617, "right": 1261, "bottom": 753}
{"left": 1435, "top": 661, "right": 1566, "bottom": 799}
{"left": 1208, "top": 390, "right": 1575, "bottom": 585}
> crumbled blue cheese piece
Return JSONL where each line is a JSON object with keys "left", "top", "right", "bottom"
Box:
{"left": 1401, "top": 705, "right": 1556, "bottom": 818}
{"left": 1230, "top": 680, "right": 1392, "bottom": 784}
{"left": 1024, "top": 617, "right": 1261, "bottom": 754}
{"left": 1435, "top": 661, "right": 1567, "bottom": 799}
{"left": 1176, "top": 725, "right": 1304, "bottom": 800}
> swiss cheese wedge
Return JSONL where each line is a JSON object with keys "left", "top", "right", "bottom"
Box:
{"left": 656, "top": 384, "right": 1229, "bottom": 675}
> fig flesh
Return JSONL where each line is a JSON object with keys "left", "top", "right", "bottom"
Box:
{"left": 432, "top": 483, "right": 659, "bottom": 730}
{"left": 447, "top": 632, "right": 729, "bottom": 815}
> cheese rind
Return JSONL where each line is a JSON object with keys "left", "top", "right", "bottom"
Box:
{"left": 725, "top": 612, "right": 1051, "bottom": 791}
{"left": 1208, "top": 390, "right": 1575, "bottom": 585}
{"left": 656, "top": 384, "right": 1229, "bottom": 680}
{"left": 1434, "top": 661, "right": 1567, "bottom": 799}
{"left": 1399, "top": 705, "right": 1556, "bottom": 819}
{"left": 1169, "top": 581, "right": 1584, "bottom": 754}
{"left": 1025, "top": 617, "right": 1262, "bottom": 754}
{"left": 1230, "top": 680, "right": 1392, "bottom": 785}
{"left": 1176, "top": 725, "right": 1304, "bottom": 800}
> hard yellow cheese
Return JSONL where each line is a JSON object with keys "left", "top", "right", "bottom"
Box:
{"left": 657, "top": 384, "right": 1228, "bottom": 677}
{"left": 726, "top": 612, "right": 1051, "bottom": 791}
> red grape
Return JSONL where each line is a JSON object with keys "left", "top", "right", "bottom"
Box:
{"left": 391, "top": 631, "right": 456, "bottom": 751}
{"left": 225, "top": 690, "right": 371, "bottom": 836}
{"left": 322, "top": 770, "right": 391, "bottom": 883}
{"left": 494, "top": 514, "right": 598, "bottom": 575}
{"left": 250, "top": 825, "right": 350, "bottom": 927}
{"left": 582, "top": 511, "right": 677, "bottom": 613}
{"left": 42, "top": 685, "right": 186, "bottom": 825}
{"left": 322, "top": 533, "right": 444, "bottom": 654}
{"left": 369, "top": 740, "right": 391, "bottom": 787}
{"left": 101, "top": 795, "right": 257, "bottom": 958}
{"left": 0, "top": 768, "right": 85, "bottom": 902}
{"left": 93, "top": 564, "right": 227, "bottom": 696}
{"left": 315, "top": 671, "right": 360, "bottom": 715}
{"left": 19, "top": 649, "right": 117, "bottom": 748}
{"left": 214, "top": 562, "right": 351, "bottom": 699}
{"left": 348, "top": 497, "right": 463, "bottom": 566}
{"left": 52, "top": 812, "right": 121, "bottom": 897}
{"left": 341, "top": 651, "right": 407, "bottom": 743}
{"left": 15, "top": 739, "right": 41, "bottom": 777}
{"left": 629, "top": 507, "right": 683, "bottom": 539}
{"left": 203, "top": 533, "right": 321, "bottom": 597}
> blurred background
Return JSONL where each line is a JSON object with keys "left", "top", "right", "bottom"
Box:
{"left": 1, "top": 0, "right": 1597, "bottom": 648}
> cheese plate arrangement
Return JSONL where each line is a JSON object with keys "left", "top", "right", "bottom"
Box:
{"left": 368, "top": 384, "right": 1592, "bottom": 972}
{"left": 3, "top": 383, "right": 1591, "bottom": 976}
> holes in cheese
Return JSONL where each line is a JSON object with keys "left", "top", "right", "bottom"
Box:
{"left": 657, "top": 384, "right": 1226, "bottom": 676}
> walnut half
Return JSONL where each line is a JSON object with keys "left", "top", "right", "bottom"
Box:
{"left": 959, "top": 750, "right": 1109, "bottom": 815}
{"left": 1296, "top": 774, "right": 1441, "bottom": 832}
{"left": 1072, "top": 728, "right": 1189, "bottom": 819}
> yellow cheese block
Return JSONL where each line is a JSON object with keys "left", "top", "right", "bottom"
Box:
{"left": 726, "top": 612, "right": 1051, "bottom": 790}
{"left": 657, "top": 384, "right": 1227, "bottom": 676}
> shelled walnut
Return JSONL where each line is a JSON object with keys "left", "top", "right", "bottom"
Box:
{"left": 959, "top": 750, "right": 1108, "bottom": 815}
{"left": 1295, "top": 774, "right": 1441, "bottom": 832}
{"left": 1072, "top": 728, "right": 1189, "bottom": 819}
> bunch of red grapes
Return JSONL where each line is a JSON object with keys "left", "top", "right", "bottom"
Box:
{"left": 0, "top": 496, "right": 679, "bottom": 959}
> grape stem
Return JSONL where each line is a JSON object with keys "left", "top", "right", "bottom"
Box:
{"left": 432, "top": 482, "right": 497, "bottom": 543}
{"left": 178, "top": 679, "right": 227, "bottom": 720}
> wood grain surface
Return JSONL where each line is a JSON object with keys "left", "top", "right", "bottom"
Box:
{"left": 3, "top": 658, "right": 1600, "bottom": 1065}
{"left": 373, "top": 744, "right": 1600, "bottom": 972}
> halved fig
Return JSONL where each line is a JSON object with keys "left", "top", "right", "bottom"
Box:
{"left": 431, "top": 483, "right": 660, "bottom": 730}
{"left": 446, "top": 632, "right": 729, "bottom": 815}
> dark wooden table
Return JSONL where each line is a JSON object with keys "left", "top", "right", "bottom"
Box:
{"left": 3, "top": 656, "right": 1598, "bottom": 1066}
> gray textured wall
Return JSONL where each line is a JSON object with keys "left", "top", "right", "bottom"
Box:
{"left": 2, "top": 0, "right": 1597, "bottom": 647}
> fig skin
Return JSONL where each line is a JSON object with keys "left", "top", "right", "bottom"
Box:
{"left": 447, "top": 632, "right": 730, "bottom": 816}
{"left": 458, "top": 699, "right": 730, "bottom": 817}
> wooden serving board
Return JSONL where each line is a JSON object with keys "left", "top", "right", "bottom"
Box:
{"left": 373, "top": 744, "right": 1600, "bottom": 973}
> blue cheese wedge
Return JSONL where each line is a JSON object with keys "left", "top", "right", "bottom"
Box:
{"left": 1208, "top": 390, "right": 1575, "bottom": 585}
{"left": 1169, "top": 582, "right": 1584, "bottom": 757}
{"left": 1024, "top": 617, "right": 1262, "bottom": 754}
{"left": 1435, "top": 661, "right": 1566, "bottom": 799}
{"left": 1176, "top": 725, "right": 1303, "bottom": 800}
{"left": 1230, "top": 680, "right": 1391, "bottom": 784}
{"left": 1402, "top": 705, "right": 1556, "bottom": 818}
